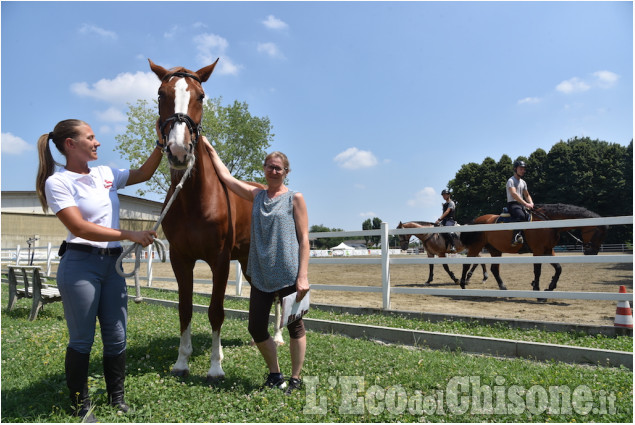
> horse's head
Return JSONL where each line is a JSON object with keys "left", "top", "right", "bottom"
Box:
{"left": 396, "top": 221, "right": 413, "bottom": 251}
{"left": 580, "top": 225, "right": 608, "bottom": 255}
{"left": 149, "top": 59, "right": 218, "bottom": 170}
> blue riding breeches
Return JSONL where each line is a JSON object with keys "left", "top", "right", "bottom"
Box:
{"left": 56, "top": 249, "right": 128, "bottom": 356}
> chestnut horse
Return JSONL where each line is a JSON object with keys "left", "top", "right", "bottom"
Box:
{"left": 396, "top": 221, "right": 488, "bottom": 285}
{"left": 459, "top": 203, "right": 607, "bottom": 291}
{"left": 149, "top": 59, "right": 263, "bottom": 381}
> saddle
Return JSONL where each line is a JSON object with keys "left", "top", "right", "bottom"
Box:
{"left": 495, "top": 207, "right": 532, "bottom": 224}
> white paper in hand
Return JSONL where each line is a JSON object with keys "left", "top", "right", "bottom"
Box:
{"left": 279, "top": 290, "right": 310, "bottom": 328}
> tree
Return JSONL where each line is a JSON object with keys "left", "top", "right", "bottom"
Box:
{"left": 309, "top": 224, "right": 346, "bottom": 249}
{"left": 115, "top": 97, "right": 274, "bottom": 197}
{"left": 362, "top": 217, "right": 382, "bottom": 247}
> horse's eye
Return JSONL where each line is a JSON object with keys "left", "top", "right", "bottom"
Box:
{"left": 198, "top": 94, "right": 205, "bottom": 102}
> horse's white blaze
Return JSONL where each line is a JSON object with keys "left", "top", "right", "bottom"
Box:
{"left": 207, "top": 330, "right": 225, "bottom": 378}
{"left": 167, "top": 78, "right": 191, "bottom": 162}
{"left": 173, "top": 324, "right": 192, "bottom": 373}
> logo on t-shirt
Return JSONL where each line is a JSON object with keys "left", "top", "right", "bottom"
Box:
{"left": 104, "top": 180, "right": 113, "bottom": 189}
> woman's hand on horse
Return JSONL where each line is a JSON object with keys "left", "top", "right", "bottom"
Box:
{"left": 201, "top": 136, "right": 215, "bottom": 154}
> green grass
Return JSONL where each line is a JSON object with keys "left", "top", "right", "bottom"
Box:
{"left": 133, "top": 286, "right": 633, "bottom": 352}
{"left": 2, "top": 288, "right": 632, "bottom": 422}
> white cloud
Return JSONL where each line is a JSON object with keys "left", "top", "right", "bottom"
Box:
{"left": 406, "top": 187, "right": 437, "bottom": 208}
{"left": 359, "top": 211, "right": 377, "bottom": 218}
{"left": 257, "top": 42, "right": 285, "bottom": 59}
{"left": 78, "top": 23, "right": 117, "bottom": 40}
{"left": 593, "top": 70, "right": 619, "bottom": 88}
{"left": 164, "top": 25, "right": 179, "bottom": 39}
{"left": 333, "top": 147, "right": 378, "bottom": 169}
{"left": 556, "top": 77, "right": 591, "bottom": 94}
{"left": 517, "top": 97, "right": 541, "bottom": 105}
{"left": 70, "top": 71, "right": 159, "bottom": 105}
{"left": 193, "top": 33, "right": 241, "bottom": 75}
{"left": 99, "top": 124, "right": 127, "bottom": 135}
{"left": 96, "top": 107, "right": 127, "bottom": 122}
{"left": 1, "top": 132, "right": 34, "bottom": 155}
{"left": 262, "top": 15, "right": 288, "bottom": 30}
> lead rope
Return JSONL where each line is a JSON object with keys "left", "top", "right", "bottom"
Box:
{"left": 116, "top": 163, "right": 194, "bottom": 303}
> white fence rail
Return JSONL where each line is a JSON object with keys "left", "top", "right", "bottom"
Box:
{"left": 2, "top": 216, "right": 632, "bottom": 310}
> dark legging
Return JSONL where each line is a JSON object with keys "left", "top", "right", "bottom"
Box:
{"left": 248, "top": 284, "right": 306, "bottom": 344}
{"left": 508, "top": 202, "right": 528, "bottom": 222}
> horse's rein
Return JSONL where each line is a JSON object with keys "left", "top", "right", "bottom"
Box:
{"left": 530, "top": 208, "right": 585, "bottom": 245}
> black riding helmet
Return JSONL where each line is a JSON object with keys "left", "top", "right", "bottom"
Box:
{"left": 513, "top": 160, "right": 527, "bottom": 171}
{"left": 441, "top": 189, "right": 450, "bottom": 195}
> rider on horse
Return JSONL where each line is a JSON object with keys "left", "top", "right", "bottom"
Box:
{"left": 435, "top": 189, "right": 458, "bottom": 253}
{"left": 506, "top": 160, "right": 534, "bottom": 247}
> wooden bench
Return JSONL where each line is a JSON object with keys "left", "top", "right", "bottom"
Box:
{"left": 7, "top": 265, "right": 62, "bottom": 320}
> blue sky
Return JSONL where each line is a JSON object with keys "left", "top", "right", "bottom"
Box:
{"left": 1, "top": 1, "right": 632, "bottom": 231}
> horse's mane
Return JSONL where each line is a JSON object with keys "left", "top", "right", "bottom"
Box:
{"left": 535, "top": 203, "right": 600, "bottom": 219}
{"left": 407, "top": 221, "right": 436, "bottom": 227}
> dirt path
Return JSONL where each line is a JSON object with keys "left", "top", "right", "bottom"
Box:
{"left": 143, "top": 253, "right": 632, "bottom": 326}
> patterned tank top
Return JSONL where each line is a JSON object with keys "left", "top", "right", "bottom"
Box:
{"left": 247, "top": 190, "right": 299, "bottom": 293}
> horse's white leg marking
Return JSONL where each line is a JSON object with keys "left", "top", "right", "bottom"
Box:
{"left": 167, "top": 78, "right": 191, "bottom": 162}
{"left": 207, "top": 330, "right": 225, "bottom": 379}
{"left": 273, "top": 300, "right": 285, "bottom": 345}
{"left": 172, "top": 323, "right": 192, "bottom": 374}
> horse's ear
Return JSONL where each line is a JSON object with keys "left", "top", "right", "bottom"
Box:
{"left": 195, "top": 58, "right": 219, "bottom": 83}
{"left": 148, "top": 59, "right": 170, "bottom": 81}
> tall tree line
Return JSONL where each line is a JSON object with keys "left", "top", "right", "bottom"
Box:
{"left": 448, "top": 137, "right": 633, "bottom": 244}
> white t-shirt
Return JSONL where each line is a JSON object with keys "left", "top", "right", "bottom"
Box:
{"left": 45, "top": 165, "right": 130, "bottom": 248}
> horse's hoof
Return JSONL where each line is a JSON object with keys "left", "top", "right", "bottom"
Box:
{"left": 499, "top": 285, "right": 507, "bottom": 290}
{"left": 171, "top": 368, "right": 190, "bottom": 378}
{"left": 459, "top": 283, "right": 466, "bottom": 289}
{"left": 206, "top": 375, "right": 225, "bottom": 385}
{"left": 453, "top": 278, "right": 460, "bottom": 285}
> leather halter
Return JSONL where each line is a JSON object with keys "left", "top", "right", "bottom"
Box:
{"left": 158, "top": 72, "right": 203, "bottom": 153}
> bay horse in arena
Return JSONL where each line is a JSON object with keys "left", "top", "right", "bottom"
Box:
{"left": 149, "top": 59, "right": 263, "bottom": 381}
{"left": 397, "top": 221, "right": 488, "bottom": 285}
{"left": 459, "top": 203, "right": 607, "bottom": 291}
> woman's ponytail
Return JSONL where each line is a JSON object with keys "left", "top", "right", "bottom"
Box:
{"left": 35, "top": 133, "right": 57, "bottom": 212}
{"left": 35, "top": 119, "right": 86, "bottom": 212}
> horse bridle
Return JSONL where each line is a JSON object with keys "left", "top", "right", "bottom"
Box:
{"left": 158, "top": 71, "right": 203, "bottom": 153}
{"left": 530, "top": 208, "right": 589, "bottom": 249}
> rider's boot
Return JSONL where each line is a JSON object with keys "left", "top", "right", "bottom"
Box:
{"left": 511, "top": 230, "right": 524, "bottom": 247}
{"left": 449, "top": 233, "right": 458, "bottom": 253}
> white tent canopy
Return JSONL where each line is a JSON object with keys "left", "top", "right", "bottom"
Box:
{"left": 330, "top": 242, "right": 355, "bottom": 250}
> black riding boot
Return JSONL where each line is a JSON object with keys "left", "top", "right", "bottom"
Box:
{"left": 104, "top": 351, "right": 130, "bottom": 413}
{"left": 65, "top": 347, "right": 98, "bottom": 423}
{"left": 512, "top": 230, "right": 524, "bottom": 247}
